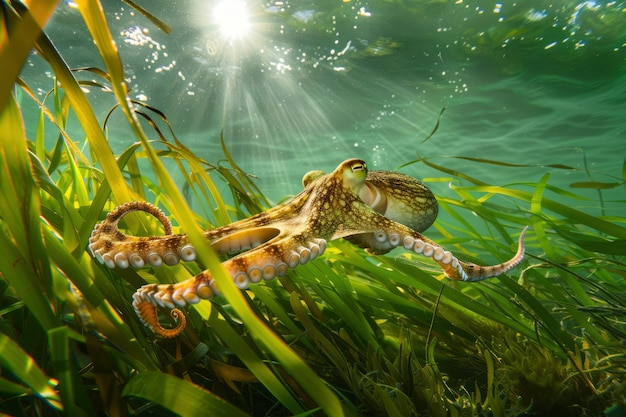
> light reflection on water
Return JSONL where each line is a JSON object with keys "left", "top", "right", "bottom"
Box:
{"left": 22, "top": 0, "right": 626, "bottom": 216}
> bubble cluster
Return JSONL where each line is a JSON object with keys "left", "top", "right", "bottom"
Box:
{"left": 454, "top": 1, "right": 625, "bottom": 56}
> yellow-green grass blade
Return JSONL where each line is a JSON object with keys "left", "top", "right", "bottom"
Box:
{"left": 48, "top": 327, "right": 93, "bottom": 417}
{"left": 73, "top": 0, "right": 159, "bottom": 167}
{"left": 0, "top": 375, "right": 32, "bottom": 398}
{"left": 125, "top": 152, "right": 147, "bottom": 200}
{"left": 0, "top": 333, "right": 62, "bottom": 410}
{"left": 220, "top": 132, "right": 271, "bottom": 211}
{"left": 122, "top": 371, "right": 251, "bottom": 417}
{"left": 0, "top": 94, "right": 58, "bottom": 331}
{"left": 35, "top": 99, "right": 46, "bottom": 162}
{"left": 0, "top": 93, "right": 41, "bottom": 257}
{"left": 553, "top": 228, "right": 626, "bottom": 255}
{"left": 120, "top": 0, "right": 171, "bottom": 34}
{"left": 33, "top": 27, "right": 134, "bottom": 206}
{"left": 0, "top": 0, "right": 59, "bottom": 111}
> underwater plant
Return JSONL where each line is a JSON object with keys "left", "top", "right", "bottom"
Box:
{"left": 1, "top": 1, "right": 625, "bottom": 416}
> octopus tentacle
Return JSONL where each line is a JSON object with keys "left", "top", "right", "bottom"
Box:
{"left": 125, "top": 236, "right": 328, "bottom": 337}
{"left": 131, "top": 275, "right": 216, "bottom": 337}
{"left": 88, "top": 201, "right": 192, "bottom": 269}
{"left": 133, "top": 276, "right": 218, "bottom": 309}
{"left": 366, "top": 226, "right": 527, "bottom": 281}
{"left": 340, "top": 195, "right": 526, "bottom": 282}
{"left": 225, "top": 235, "right": 328, "bottom": 290}
{"left": 109, "top": 201, "right": 174, "bottom": 234}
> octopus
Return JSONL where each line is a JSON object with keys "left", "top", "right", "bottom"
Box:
{"left": 89, "top": 158, "right": 526, "bottom": 338}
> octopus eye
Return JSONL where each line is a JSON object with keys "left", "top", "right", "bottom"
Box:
{"left": 340, "top": 159, "right": 368, "bottom": 190}
{"left": 350, "top": 161, "right": 367, "bottom": 173}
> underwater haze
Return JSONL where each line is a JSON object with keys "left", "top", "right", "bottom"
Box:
{"left": 21, "top": 0, "right": 625, "bottom": 209}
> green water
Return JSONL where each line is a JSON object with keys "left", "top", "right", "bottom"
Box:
{"left": 22, "top": 0, "right": 625, "bottom": 214}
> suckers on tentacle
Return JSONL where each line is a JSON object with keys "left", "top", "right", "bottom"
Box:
{"left": 89, "top": 158, "right": 527, "bottom": 338}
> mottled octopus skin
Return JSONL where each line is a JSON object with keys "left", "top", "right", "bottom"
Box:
{"left": 89, "top": 159, "right": 526, "bottom": 338}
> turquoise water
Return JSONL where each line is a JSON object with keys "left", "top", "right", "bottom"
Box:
{"left": 21, "top": 0, "right": 625, "bottom": 215}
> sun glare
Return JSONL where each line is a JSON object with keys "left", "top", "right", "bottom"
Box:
{"left": 213, "top": 0, "right": 251, "bottom": 40}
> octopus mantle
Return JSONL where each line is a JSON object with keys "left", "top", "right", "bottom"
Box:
{"left": 89, "top": 158, "right": 526, "bottom": 338}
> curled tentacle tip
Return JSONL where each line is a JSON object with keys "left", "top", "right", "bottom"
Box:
{"left": 456, "top": 227, "right": 529, "bottom": 282}
{"left": 519, "top": 226, "right": 529, "bottom": 247}
{"left": 134, "top": 300, "right": 187, "bottom": 338}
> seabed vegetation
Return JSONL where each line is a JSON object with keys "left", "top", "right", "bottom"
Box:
{"left": 1, "top": 1, "right": 626, "bottom": 416}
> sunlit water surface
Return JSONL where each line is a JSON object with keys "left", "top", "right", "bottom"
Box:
{"left": 20, "top": 0, "right": 626, "bottom": 219}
